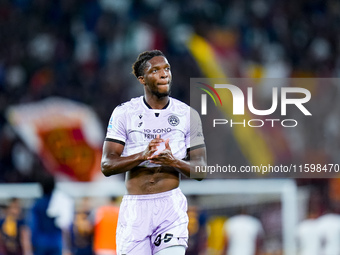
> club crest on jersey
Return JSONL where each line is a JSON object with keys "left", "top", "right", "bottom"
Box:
{"left": 168, "top": 115, "right": 179, "bottom": 126}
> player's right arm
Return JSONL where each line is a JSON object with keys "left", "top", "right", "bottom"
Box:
{"left": 102, "top": 103, "right": 165, "bottom": 176}
{"left": 101, "top": 136, "right": 163, "bottom": 176}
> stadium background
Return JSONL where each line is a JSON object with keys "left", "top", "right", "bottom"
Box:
{"left": 0, "top": 0, "right": 340, "bottom": 254}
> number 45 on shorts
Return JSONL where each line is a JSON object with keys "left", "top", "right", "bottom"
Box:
{"left": 154, "top": 233, "right": 174, "bottom": 246}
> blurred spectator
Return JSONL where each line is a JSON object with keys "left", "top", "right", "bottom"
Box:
{"left": 186, "top": 205, "right": 208, "bottom": 255}
{"left": 0, "top": 198, "right": 32, "bottom": 255}
{"left": 90, "top": 197, "right": 119, "bottom": 255}
{"left": 206, "top": 216, "right": 227, "bottom": 255}
{"left": 28, "top": 174, "right": 73, "bottom": 255}
{"left": 296, "top": 186, "right": 326, "bottom": 255}
{"left": 68, "top": 197, "right": 94, "bottom": 255}
{"left": 222, "top": 208, "right": 264, "bottom": 255}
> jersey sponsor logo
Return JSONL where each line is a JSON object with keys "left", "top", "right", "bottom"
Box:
{"left": 168, "top": 115, "right": 179, "bottom": 126}
{"left": 143, "top": 128, "right": 173, "bottom": 139}
{"left": 144, "top": 133, "right": 159, "bottom": 139}
{"left": 144, "top": 128, "right": 172, "bottom": 133}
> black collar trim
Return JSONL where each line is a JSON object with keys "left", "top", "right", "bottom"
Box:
{"left": 143, "top": 97, "right": 170, "bottom": 110}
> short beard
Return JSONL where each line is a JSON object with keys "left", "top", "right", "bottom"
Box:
{"left": 152, "top": 90, "right": 170, "bottom": 99}
{"left": 152, "top": 81, "right": 171, "bottom": 99}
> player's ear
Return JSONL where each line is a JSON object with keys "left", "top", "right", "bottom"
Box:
{"left": 138, "top": 76, "right": 145, "bottom": 85}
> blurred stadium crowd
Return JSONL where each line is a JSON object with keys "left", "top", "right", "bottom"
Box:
{"left": 0, "top": 0, "right": 340, "bottom": 254}
{"left": 1, "top": 0, "right": 340, "bottom": 181}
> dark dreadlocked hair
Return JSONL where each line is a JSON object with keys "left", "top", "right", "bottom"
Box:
{"left": 132, "top": 50, "right": 166, "bottom": 78}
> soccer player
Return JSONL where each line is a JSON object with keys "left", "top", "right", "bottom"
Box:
{"left": 101, "top": 50, "right": 206, "bottom": 255}
{"left": 222, "top": 209, "right": 264, "bottom": 255}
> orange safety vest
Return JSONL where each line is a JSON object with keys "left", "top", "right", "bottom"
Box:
{"left": 93, "top": 205, "right": 119, "bottom": 253}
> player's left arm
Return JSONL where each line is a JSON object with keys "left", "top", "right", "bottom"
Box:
{"left": 148, "top": 139, "right": 207, "bottom": 180}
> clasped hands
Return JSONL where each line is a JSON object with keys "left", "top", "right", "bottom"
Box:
{"left": 142, "top": 135, "right": 175, "bottom": 165}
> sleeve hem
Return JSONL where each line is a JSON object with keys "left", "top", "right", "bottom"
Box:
{"left": 104, "top": 138, "right": 125, "bottom": 146}
{"left": 187, "top": 144, "right": 205, "bottom": 152}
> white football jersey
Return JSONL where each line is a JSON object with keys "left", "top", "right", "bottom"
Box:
{"left": 224, "top": 215, "right": 264, "bottom": 255}
{"left": 296, "top": 219, "right": 320, "bottom": 255}
{"left": 105, "top": 96, "right": 204, "bottom": 167}
{"left": 317, "top": 213, "right": 340, "bottom": 255}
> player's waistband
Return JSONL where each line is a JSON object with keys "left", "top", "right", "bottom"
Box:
{"left": 123, "top": 187, "right": 183, "bottom": 200}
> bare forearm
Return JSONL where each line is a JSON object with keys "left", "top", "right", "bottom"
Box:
{"left": 171, "top": 158, "right": 207, "bottom": 181}
{"left": 101, "top": 138, "right": 162, "bottom": 177}
{"left": 101, "top": 152, "right": 145, "bottom": 176}
{"left": 148, "top": 146, "right": 207, "bottom": 180}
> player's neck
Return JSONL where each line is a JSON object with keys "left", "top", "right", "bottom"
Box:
{"left": 144, "top": 95, "right": 169, "bottom": 109}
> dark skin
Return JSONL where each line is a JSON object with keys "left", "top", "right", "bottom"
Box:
{"left": 101, "top": 56, "right": 207, "bottom": 195}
